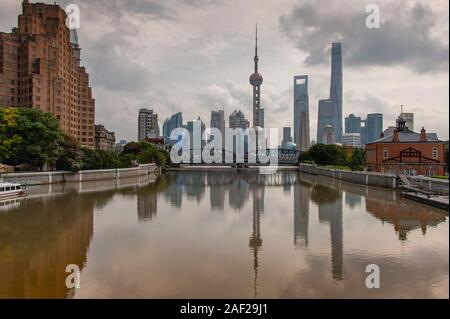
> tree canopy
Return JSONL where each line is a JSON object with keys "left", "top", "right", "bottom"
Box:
{"left": 299, "top": 143, "right": 365, "bottom": 171}
{"left": 0, "top": 107, "right": 64, "bottom": 170}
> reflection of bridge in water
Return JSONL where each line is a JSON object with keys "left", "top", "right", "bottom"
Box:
{"left": 176, "top": 148, "right": 300, "bottom": 166}
{"left": 170, "top": 169, "right": 301, "bottom": 187}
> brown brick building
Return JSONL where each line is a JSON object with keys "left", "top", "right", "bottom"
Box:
{"left": 365, "top": 118, "right": 446, "bottom": 176}
{"left": 95, "top": 124, "right": 115, "bottom": 151}
{"left": 0, "top": 0, "right": 95, "bottom": 148}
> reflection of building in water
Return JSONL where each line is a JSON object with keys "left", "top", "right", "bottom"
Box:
{"left": 163, "top": 174, "right": 184, "bottom": 207}
{"left": 293, "top": 181, "right": 311, "bottom": 247}
{"left": 344, "top": 191, "right": 361, "bottom": 209}
{"left": 184, "top": 171, "right": 206, "bottom": 203}
{"left": 249, "top": 184, "right": 264, "bottom": 298}
{"left": 311, "top": 184, "right": 343, "bottom": 280}
{"left": 229, "top": 179, "right": 249, "bottom": 210}
{"left": 0, "top": 193, "right": 94, "bottom": 298}
{"left": 207, "top": 172, "right": 230, "bottom": 210}
{"left": 210, "top": 186, "right": 226, "bottom": 210}
{"left": 366, "top": 197, "right": 446, "bottom": 241}
{"left": 137, "top": 188, "right": 158, "bottom": 222}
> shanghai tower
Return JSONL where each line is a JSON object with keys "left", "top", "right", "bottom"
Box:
{"left": 329, "top": 42, "right": 343, "bottom": 143}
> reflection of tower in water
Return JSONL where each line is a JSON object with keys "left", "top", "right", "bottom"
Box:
{"left": 248, "top": 185, "right": 264, "bottom": 298}
{"left": 312, "top": 184, "right": 343, "bottom": 280}
{"left": 137, "top": 187, "right": 158, "bottom": 222}
{"left": 293, "top": 181, "right": 311, "bottom": 247}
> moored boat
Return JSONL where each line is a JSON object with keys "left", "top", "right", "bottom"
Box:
{"left": 0, "top": 182, "right": 24, "bottom": 200}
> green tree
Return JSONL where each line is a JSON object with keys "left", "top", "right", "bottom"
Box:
{"left": 121, "top": 140, "right": 167, "bottom": 169}
{"left": 56, "top": 135, "right": 82, "bottom": 172}
{"left": 0, "top": 107, "right": 22, "bottom": 163}
{"left": 0, "top": 107, "right": 64, "bottom": 170}
{"left": 349, "top": 147, "right": 365, "bottom": 171}
{"left": 299, "top": 143, "right": 364, "bottom": 170}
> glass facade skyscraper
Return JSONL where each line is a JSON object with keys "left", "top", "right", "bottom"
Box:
{"left": 316, "top": 42, "right": 343, "bottom": 145}
{"left": 366, "top": 113, "right": 383, "bottom": 144}
{"left": 329, "top": 42, "right": 343, "bottom": 143}
{"left": 345, "top": 114, "right": 361, "bottom": 134}
{"left": 293, "top": 75, "right": 310, "bottom": 151}
{"left": 317, "top": 99, "right": 334, "bottom": 144}
{"left": 162, "top": 112, "right": 183, "bottom": 144}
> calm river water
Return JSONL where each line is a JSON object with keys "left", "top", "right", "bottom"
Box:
{"left": 0, "top": 169, "right": 448, "bottom": 298}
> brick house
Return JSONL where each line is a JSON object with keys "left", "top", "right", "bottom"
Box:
{"left": 365, "top": 118, "right": 446, "bottom": 176}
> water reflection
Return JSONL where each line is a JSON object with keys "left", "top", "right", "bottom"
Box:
{"left": 311, "top": 184, "right": 343, "bottom": 280}
{"left": 0, "top": 170, "right": 447, "bottom": 298}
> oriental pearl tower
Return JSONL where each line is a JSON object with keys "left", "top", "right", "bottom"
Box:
{"left": 249, "top": 24, "right": 263, "bottom": 128}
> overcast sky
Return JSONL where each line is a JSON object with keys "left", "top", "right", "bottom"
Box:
{"left": 1, "top": 0, "right": 448, "bottom": 142}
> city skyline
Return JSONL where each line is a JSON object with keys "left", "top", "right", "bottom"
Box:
{"left": 0, "top": 0, "right": 448, "bottom": 143}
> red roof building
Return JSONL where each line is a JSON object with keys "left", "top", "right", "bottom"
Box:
{"left": 365, "top": 118, "right": 446, "bottom": 176}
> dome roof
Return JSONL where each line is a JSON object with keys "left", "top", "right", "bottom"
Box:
{"left": 249, "top": 72, "right": 263, "bottom": 85}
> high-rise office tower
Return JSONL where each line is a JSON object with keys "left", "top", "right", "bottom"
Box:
{"left": 345, "top": 113, "right": 361, "bottom": 134}
{"left": 229, "top": 110, "right": 249, "bottom": 130}
{"left": 329, "top": 42, "right": 343, "bottom": 142}
{"left": 187, "top": 116, "right": 206, "bottom": 146}
{"left": 0, "top": 1, "right": 95, "bottom": 148}
{"left": 162, "top": 112, "right": 183, "bottom": 144}
{"left": 366, "top": 113, "right": 383, "bottom": 143}
{"left": 342, "top": 133, "right": 361, "bottom": 148}
{"left": 317, "top": 99, "right": 334, "bottom": 144}
{"left": 282, "top": 127, "right": 292, "bottom": 145}
{"left": 249, "top": 25, "right": 264, "bottom": 128}
{"left": 396, "top": 112, "right": 414, "bottom": 131}
{"left": 210, "top": 109, "right": 225, "bottom": 145}
{"left": 361, "top": 119, "right": 368, "bottom": 146}
{"left": 322, "top": 124, "right": 336, "bottom": 145}
{"left": 293, "top": 75, "right": 310, "bottom": 151}
{"left": 138, "top": 108, "right": 159, "bottom": 141}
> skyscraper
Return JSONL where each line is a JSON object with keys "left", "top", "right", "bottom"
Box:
{"left": 366, "top": 113, "right": 383, "bottom": 144}
{"left": 342, "top": 133, "right": 361, "bottom": 148}
{"left": 229, "top": 110, "right": 249, "bottom": 130}
{"left": 322, "top": 125, "right": 336, "bottom": 145}
{"left": 345, "top": 114, "right": 361, "bottom": 134}
{"left": 210, "top": 109, "right": 225, "bottom": 146}
{"left": 317, "top": 99, "right": 334, "bottom": 144}
{"left": 138, "top": 108, "right": 159, "bottom": 141}
{"left": 0, "top": 1, "right": 95, "bottom": 148}
{"left": 186, "top": 116, "right": 206, "bottom": 149}
{"left": 162, "top": 112, "right": 183, "bottom": 144}
{"left": 293, "top": 75, "right": 310, "bottom": 151}
{"left": 329, "top": 42, "right": 343, "bottom": 142}
{"left": 249, "top": 25, "right": 264, "bottom": 128}
{"left": 282, "top": 127, "right": 292, "bottom": 145}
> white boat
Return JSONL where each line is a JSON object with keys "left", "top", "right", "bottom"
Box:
{"left": 0, "top": 182, "right": 24, "bottom": 200}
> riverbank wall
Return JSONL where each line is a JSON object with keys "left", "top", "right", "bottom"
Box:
{"left": 0, "top": 163, "right": 160, "bottom": 186}
{"left": 409, "top": 176, "right": 449, "bottom": 195}
{"left": 298, "top": 163, "right": 398, "bottom": 189}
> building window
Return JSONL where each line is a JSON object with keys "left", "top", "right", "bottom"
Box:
{"left": 383, "top": 147, "right": 389, "bottom": 159}
{"left": 432, "top": 147, "right": 438, "bottom": 159}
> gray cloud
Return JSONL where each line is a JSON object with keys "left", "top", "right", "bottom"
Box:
{"left": 0, "top": 0, "right": 448, "bottom": 142}
{"left": 279, "top": 0, "right": 449, "bottom": 73}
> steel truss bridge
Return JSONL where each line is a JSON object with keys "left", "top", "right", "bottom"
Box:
{"left": 172, "top": 148, "right": 300, "bottom": 167}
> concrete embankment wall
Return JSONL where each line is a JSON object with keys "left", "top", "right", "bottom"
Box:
{"left": 1, "top": 163, "right": 159, "bottom": 186}
{"left": 409, "top": 176, "right": 449, "bottom": 195}
{"left": 298, "top": 164, "right": 397, "bottom": 189}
